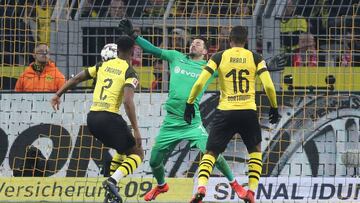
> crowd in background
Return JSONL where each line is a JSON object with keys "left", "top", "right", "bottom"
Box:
{"left": 1, "top": 0, "right": 360, "bottom": 91}
{"left": 280, "top": 0, "right": 360, "bottom": 67}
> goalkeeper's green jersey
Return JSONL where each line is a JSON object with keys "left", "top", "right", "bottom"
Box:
{"left": 136, "top": 36, "right": 215, "bottom": 124}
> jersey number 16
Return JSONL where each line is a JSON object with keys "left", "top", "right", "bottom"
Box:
{"left": 226, "top": 69, "right": 250, "bottom": 94}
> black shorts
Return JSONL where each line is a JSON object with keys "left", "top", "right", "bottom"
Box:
{"left": 87, "top": 111, "right": 135, "bottom": 153}
{"left": 207, "top": 109, "right": 262, "bottom": 154}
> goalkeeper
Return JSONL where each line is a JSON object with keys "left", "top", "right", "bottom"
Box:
{"left": 119, "top": 19, "right": 248, "bottom": 201}
{"left": 119, "top": 19, "right": 285, "bottom": 201}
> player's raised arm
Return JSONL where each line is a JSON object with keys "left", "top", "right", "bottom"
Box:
{"left": 119, "top": 18, "right": 176, "bottom": 61}
{"left": 51, "top": 69, "right": 92, "bottom": 111}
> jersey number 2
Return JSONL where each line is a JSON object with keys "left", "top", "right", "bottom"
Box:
{"left": 226, "top": 69, "right": 250, "bottom": 93}
{"left": 100, "top": 78, "right": 113, "bottom": 100}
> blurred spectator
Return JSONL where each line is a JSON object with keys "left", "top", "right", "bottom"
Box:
{"left": 1, "top": 0, "right": 35, "bottom": 65}
{"left": 280, "top": 0, "right": 308, "bottom": 65}
{"left": 169, "top": 28, "right": 191, "bottom": 52}
{"left": 81, "top": 0, "right": 99, "bottom": 17}
{"left": 15, "top": 43, "right": 65, "bottom": 92}
{"left": 170, "top": 0, "right": 186, "bottom": 17}
{"left": 107, "top": 0, "right": 126, "bottom": 17}
{"left": 81, "top": 0, "right": 113, "bottom": 17}
{"left": 319, "top": 30, "right": 352, "bottom": 67}
{"left": 132, "top": 28, "right": 143, "bottom": 67}
{"left": 227, "top": 1, "right": 252, "bottom": 16}
{"left": 218, "top": 27, "right": 230, "bottom": 51}
{"left": 144, "top": 0, "right": 166, "bottom": 17}
{"left": 151, "top": 59, "right": 163, "bottom": 90}
{"left": 340, "top": 32, "right": 351, "bottom": 67}
{"left": 35, "top": 0, "right": 54, "bottom": 45}
{"left": 292, "top": 33, "right": 317, "bottom": 67}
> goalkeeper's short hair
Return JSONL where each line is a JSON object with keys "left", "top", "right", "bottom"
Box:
{"left": 192, "top": 36, "right": 209, "bottom": 50}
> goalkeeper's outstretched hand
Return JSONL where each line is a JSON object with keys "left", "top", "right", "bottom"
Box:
{"left": 118, "top": 18, "right": 137, "bottom": 39}
{"left": 184, "top": 103, "right": 195, "bottom": 125}
{"left": 266, "top": 53, "right": 287, "bottom": 72}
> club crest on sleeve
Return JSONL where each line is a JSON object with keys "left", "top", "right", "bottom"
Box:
{"left": 131, "top": 78, "right": 139, "bottom": 88}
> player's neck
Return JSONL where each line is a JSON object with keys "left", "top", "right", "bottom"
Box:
{"left": 118, "top": 53, "right": 131, "bottom": 63}
{"left": 189, "top": 54, "right": 204, "bottom": 61}
{"left": 230, "top": 42, "right": 245, "bottom": 48}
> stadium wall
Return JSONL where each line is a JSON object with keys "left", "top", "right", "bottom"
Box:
{"left": 1, "top": 92, "right": 360, "bottom": 202}
{"left": 1, "top": 92, "right": 359, "bottom": 178}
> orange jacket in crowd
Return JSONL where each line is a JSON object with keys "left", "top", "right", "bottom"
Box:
{"left": 15, "top": 61, "right": 66, "bottom": 92}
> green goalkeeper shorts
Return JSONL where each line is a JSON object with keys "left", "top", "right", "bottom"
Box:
{"left": 151, "top": 115, "right": 208, "bottom": 152}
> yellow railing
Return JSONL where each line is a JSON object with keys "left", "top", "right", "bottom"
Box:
{"left": 2, "top": 66, "right": 360, "bottom": 91}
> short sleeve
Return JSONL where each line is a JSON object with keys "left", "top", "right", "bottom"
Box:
{"left": 124, "top": 66, "right": 139, "bottom": 88}
{"left": 86, "top": 61, "right": 102, "bottom": 78}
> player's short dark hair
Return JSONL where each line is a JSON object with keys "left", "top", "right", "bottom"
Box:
{"left": 229, "top": 26, "right": 248, "bottom": 44}
{"left": 192, "top": 36, "right": 209, "bottom": 50}
{"left": 116, "top": 35, "right": 135, "bottom": 52}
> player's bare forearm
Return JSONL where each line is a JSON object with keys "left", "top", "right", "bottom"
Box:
{"left": 259, "top": 71, "right": 278, "bottom": 108}
{"left": 187, "top": 70, "right": 212, "bottom": 104}
{"left": 123, "top": 86, "right": 139, "bottom": 131}
{"left": 55, "top": 70, "right": 90, "bottom": 97}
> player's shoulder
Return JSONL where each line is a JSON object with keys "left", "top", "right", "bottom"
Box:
{"left": 210, "top": 50, "right": 226, "bottom": 64}
{"left": 102, "top": 58, "right": 130, "bottom": 67}
{"left": 211, "top": 50, "right": 226, "bottom": 58}
{"left": 173, "top": 50, "right": 187, "bottom": 58}
{"left": 164, "top": 49, "right": 184, "bottom": 56}
{"left": 250, "top": 51, "right": 264, "bottom": 66}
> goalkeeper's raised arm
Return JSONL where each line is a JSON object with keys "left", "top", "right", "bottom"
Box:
{"left": 119, "top": 18, "right": 175, "bottom": 61}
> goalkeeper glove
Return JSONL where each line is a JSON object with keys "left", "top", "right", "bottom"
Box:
{"left": 118, "top": 18, "right": 138, "bottom": 39}
{"left": 269, "top": 107, "right": 280, "bottom": 124}
{"left": 266, "top": 53, "right": 287, "bottom": 72}
{"left": 184, "top": 103, "right": 195, "bottom": 125}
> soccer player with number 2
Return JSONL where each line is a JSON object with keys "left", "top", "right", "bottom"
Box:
{"left": 51, "top": 35, "right": 143, "bottom": 203}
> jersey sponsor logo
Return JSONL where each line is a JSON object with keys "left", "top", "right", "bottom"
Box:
{"left": 174, "top": 66, "right": 200, "bottom": 78}
{"left": 93, "top": 101, "right": 111, "bottom": 108}
{"left": 227, "top": 95, "right": 250, "bottom": 101}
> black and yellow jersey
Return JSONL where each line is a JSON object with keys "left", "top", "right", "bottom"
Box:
{"left": 85, "top": 58, "right": 139, "bottom": 113}
{"left": 206, "top": 47, "right": 267, "bottom": 110}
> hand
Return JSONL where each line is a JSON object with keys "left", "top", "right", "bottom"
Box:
{"left": 184, "top": 103, "right": 195, "bottom": 125}
{"left": 266, "top": 53, "right": 287, "bottom": 72}
{"left": 269, "top": 107, "right": 280, "bottom": 124}
{"left": 51, "top": 94, "right": 61, "bottom": 111}
{"left": 133, "top": 129, "right": 142, "bottom": 148}
{"left": 118, "top": 18, "right": 137, "bottom": 39}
